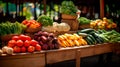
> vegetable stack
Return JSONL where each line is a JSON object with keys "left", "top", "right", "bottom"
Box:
{"left": 0, "top": 21, "right": 26, "bottom": 36}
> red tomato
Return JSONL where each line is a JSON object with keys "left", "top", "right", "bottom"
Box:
{"left": 19, "top": 34, "right": 26, "bottom": 41}
{"left": 8, "top": 40, "right": 16, "bottom": 47}
{"left": 24, "top": 40, "right": 30, "bottom": 47}
{"left": 30, "top": 40, "right": 38, "bottom": 46}
{"left": 25, "top": 36, "right": 31, "bottom": 41}
{"left": 29, "top": 20, "right": 36, "bottom": 24}
{"left": 12, "top": 36, "right": 20, "bottom": 41}
{"left": 13, "top": 46, "right": 21, "bottom": 53}
{"left": 22, "top": 20, "right": 28, "bottom": 25}
{"left": 21, "top": 46, "right": 26, "bottom": 53}
{"left": 35, "top": 44, "right": 41, "bottom": 51}
{"left": 26, "top": 22, "right": 31, "bottom": 27}
{"left": 16, "top": 40, "right": 23, "bottom": 47}
{"left": 28, "top": 46, "right": 35, "bottom": 53}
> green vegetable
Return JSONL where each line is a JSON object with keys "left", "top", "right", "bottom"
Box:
{"left": 78, "top": 17, "right": 92, "bottom": 24}
{"left": 99, "top": 30, "right": 120, "bottom": 43}
{"left": 0, "top": 21, "right": 26, "bottom": 36}
{"left": 78, "top": 28, "right": 95, "bottom": 34}
{"left": 61, "top": 1, "right": 77, "bottom": 16}
{"left": 37, "top": 15, "right": 53, "bottom": 26}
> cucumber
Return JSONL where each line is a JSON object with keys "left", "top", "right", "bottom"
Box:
{"left": 88, "top": 34, "right": 97, "bottom": 44}
{"left": 79, "top": 28, "right": 95, "bottom": 34}
{"left": 85, "top": 38, "right": 92, "bottom": 45}
{"left": 94, "top": 36, "right": 104, "bottom": 44}
{"left": 77, "top": 32, "right": 88, "bottom": 37}
{"left": 86, "top": 36, "right": 94, "bottom": 45}
{"left": 97, "top": 36, "right": 104, "bottom": 43}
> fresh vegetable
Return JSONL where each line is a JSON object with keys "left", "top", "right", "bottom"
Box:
{"left": 13, "top": 46, "right": 21, "bottom": 53}
{"left": 90, "top": 17, "right": 117, "bottom": 29}
{"left": 77, "top": 28, "right": 106, "bottom": 45}
{"left": 57, "top": 33, "right": 87, "bottom": 47}
{"left": 1, "top": 46, "right": 13, "bottom": 55}
{"left": 99, "top": 30, "right": 120, "bottom": 43}
{"left": 7, "top": 34, "right": 41, "bottom": 53}
{"left": 28, "top": 46, "right": 35, "bottom": 53}
{"left": 22, "top": 20, "right": 41, "bottom": 29}
{"left": 34, "top": 31, "right": 59, "bottom": 50}
{"left": 77, "top": 28, "right": 95, "bottom": 34}
{"left": 16, "top": 40, "right": 24, "bottom": 47}
{"left": 54, "top": 22, "right": 70, "bottom": 32}
{"left": 0, "top": 21, "right": 26, "bottom": 36}
{"left": 78, "top": 17, "right": 92, "bottom": 24}
{"left": 37, "top": 15, "right": 53, "bottom": 26}
{"left": 6, "top": 47, "right": 13, "bottom": 55}
{"left": 2, "top": 46, "right": 9, "bottom": 53}
{"left": 61, "top": 1, "right": 77, "bottom": 16}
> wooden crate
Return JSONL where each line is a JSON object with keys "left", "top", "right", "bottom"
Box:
{"left": 0, "top": 52, "right": 45, "bottom": 67}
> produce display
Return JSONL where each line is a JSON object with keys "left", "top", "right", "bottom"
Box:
{"left": 60, "top": 1, "right": 77, "bottom": 16}
{"left": 34, "top": 31, "right": 59, "bottom": 50}
{"left": 78, "top": 17, "right": 92, "bottom": 25}
{"left": 22, "top": 20, "right": 42, "bottom": 33}
{"left": 41, "top": 22, "right": 70, "bottom": 32}
{"left": 90, "top": 17, "right": 117, "bottom": 29}
{"left": 77, "top": 29, "right": 106, "bottom": 45}
{"left": 99, "top": 30, "right": 120, "bottom": 43}
{"left": 37, "top": 15, "right": 53, "bottom": 26}
{"left": 0, "top": 15, "right": 120, "bottom": 56}
{"left": 1, "top": 46, "right": 14, "bottom": 55}
{"left": 57, "top": 33, "right": 87, "bottom": 47}
{"left": 6, "top": 34, "right": 41, "bottom": 53}
{"left": 0, "top": 21, "right": 26, "bottom": 36}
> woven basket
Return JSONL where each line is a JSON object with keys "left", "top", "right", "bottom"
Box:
{"left": 25, "top": 27, "right": 41, "bottom": 33}
{"left": 61, "top": 19, "right": 79, "bottom": 31}
{"left": 62, "top": 14, "right": 77, "bottom": 20}
{"left": 79, "top": 24, "right": 90, "bottom": 30}
{"left": 0, "top": 34, "right": 19, "bottom": 42}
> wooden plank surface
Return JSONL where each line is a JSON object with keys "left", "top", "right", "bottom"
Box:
{"left": 0, "top": 52, "right": 45, "bottom": 67}
{"left": 46, "top": 48, "right": 76, "bottom": 64}
{"left": 94, "top": 43, "right": 113, "bottom": 55}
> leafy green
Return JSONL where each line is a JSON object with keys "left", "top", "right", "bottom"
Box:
{"left": 0, "top": 21, "right": 26, "bottom": 36}
{"left": 60, "top": 1, "right": 77, "bottom": 16}
{"left": 37, "top": 15, "right": 53, "bottom": 26}
{"left": 78, "top": 17, "right": 92, "bottom": 24}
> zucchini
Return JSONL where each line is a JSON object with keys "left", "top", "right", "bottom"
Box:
{"left": 86, "top": 36, "right": 94, "bottom": 45}
{"left": 88, "top": 34, "right": 96, "bottom": 44}
{"left": 77, "top": 32, "right": 88, "bottom": 37}
{"left": 85, "top": 38, "right": 92, "bottom": 45}
{"left": 79, "top": 28, "right": 95, "bottom": 34}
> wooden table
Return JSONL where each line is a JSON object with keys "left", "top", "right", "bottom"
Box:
{"left": 0, "top": 43, "right": 116, "bottom": 67}
{"left": 0, "top": 51, "right": 46, "bottom": 67}
{"left": 46, "top": 43, "right": 113, "bottom": 67}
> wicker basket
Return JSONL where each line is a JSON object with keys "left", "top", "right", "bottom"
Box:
{"left": 62, "top": 14, "right": 77, "bottom": 20}
{"left": 79, "top": 24, "right": 90, "bottom": 30}
{"left": 25, "top": 27, "right": 41, "bottom": 33}
{"left": 61, "top": 19, "right": 79, "bottom": 31}
{"left": 0, "top": 34, "right": 19, "bottom": 42}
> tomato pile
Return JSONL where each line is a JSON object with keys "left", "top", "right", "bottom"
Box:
{"left": 22, "top": 20, "right": 41, "bottom": 29}
{"left": 7, "top": 34, "right": 41, "bottom": 53}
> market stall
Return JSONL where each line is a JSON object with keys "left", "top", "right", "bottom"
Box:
{"left": 0, "top": 0, "right": 120, "bottom": 67}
